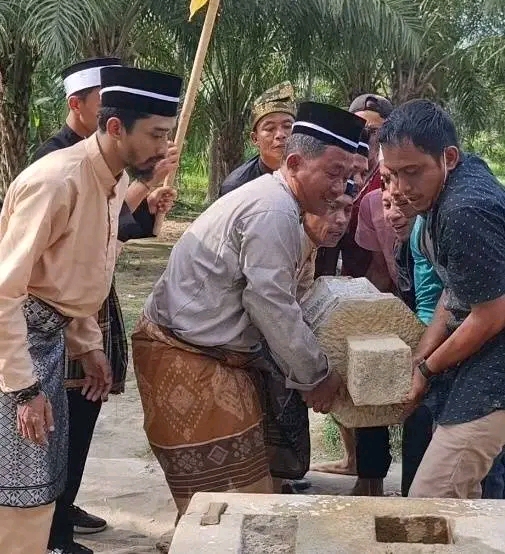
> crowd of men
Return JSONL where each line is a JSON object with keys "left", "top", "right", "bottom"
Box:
{"left": 1, "top": 56, "right": 505, "bottom": 554}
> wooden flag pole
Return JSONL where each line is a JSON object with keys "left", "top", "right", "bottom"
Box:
{"left": 153, "top": 0, "right": 221, "bottom": 237}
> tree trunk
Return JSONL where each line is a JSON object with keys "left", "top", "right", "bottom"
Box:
{"left": 207, "top": 127, "right": 221, "bottom": 202}
{"left": 207, "top": 118, "right": 245, "bottom": 203}
{"left": 0, "top": 43, "right": 38, "bottom": 198}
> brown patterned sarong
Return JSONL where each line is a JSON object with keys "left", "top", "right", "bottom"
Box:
{"left": 132, "top": 316, "right": 273, "bottom": 513}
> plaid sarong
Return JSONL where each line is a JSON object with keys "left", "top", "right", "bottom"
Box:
{"left": 0, "top": 297, "right": 71, "bottom": 507}
{"left": 65, "top": 278, "right": 128, "bottom": 394}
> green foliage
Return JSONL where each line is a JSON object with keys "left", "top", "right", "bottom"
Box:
{"left": 323, "top": 415, "right": 403, "bottom": 462}
{"left": 1, "top": 0, "right": 504, "bottom": 197}
{"left": 322, "top": 415, "right": 345, "bottom": 460}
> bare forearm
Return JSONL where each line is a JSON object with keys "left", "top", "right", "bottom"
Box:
{"left": 414, "top": 291, "right": 450, "bottom": 360}
{"left": 428, "top": 301, "right": 505, "bottom": 374}
{"left": 125, "top": 181, "right": 150, "bottom": 213}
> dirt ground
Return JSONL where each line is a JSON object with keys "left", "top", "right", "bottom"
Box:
{"left": 156, "top": 218, "right": 192, "bottom": 244}
{"left": 77, "top": 219, "right": 401, "bottom": 553}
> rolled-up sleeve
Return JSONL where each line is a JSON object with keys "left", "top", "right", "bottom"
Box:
{"left": 0, "top": 181, "right": 70, "bottom": 392}
{"left": 238, "top": 210, "right": 329, "bottom": 390}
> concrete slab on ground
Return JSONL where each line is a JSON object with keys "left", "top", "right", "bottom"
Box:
{"left": 171, "top": 492, "right": 505, "bottom": 553}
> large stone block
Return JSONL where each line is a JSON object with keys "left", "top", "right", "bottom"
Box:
{"left": 301, "top": 277, "right": 425, "bottom": 427}
{"left": 346, "top": 335, "right": 412, "bottom": 406}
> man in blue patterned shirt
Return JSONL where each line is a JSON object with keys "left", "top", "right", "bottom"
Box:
{"left": 379, "top": 99, "right": 505, "bottom": 499}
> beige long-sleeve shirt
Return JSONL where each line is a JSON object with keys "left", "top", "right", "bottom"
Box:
{"left": 0, "top": 135, "right": 128, "bottom": 393}
{"left": 144, "top": 170, "right": 329, "bottom": 391}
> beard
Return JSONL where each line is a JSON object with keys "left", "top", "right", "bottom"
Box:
{"left": 127, "top": 155, "right": 164, "bottom": 183}
{"left": 128, "top": 164, "right": 156, "bottom": 182}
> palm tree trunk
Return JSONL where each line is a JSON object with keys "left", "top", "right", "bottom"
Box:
{"left": 207, "top": 119, "right": 245, "bottom": 203}
{"left": 0, "top": 44, "right": 38, "bottom": 197}
{"left": 207, "top": 127, "right": 221, "bottom": 202}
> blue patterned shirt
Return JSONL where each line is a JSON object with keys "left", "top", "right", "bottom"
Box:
{"left": 424, "top": 154, "right": 505, "bottom": 425}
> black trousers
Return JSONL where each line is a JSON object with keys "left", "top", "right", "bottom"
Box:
{"left": 48, "top": 389, "right": 102, "bottom": 549}
{"left": 355, "top": 405, "right": 433, "bottom": 495}
{"left": 355, "top": 426, "right": 392, "bottom": 479}
{"left": 401, "top": 405, "right": 433, "bottom": 496}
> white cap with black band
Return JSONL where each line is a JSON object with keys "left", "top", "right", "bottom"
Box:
{"left": 62, "top": 57, "right": 122, "bottom": 98}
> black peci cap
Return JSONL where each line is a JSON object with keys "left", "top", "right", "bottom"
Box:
{"left": 100, "top": 66, "right": 183, "bottom": 117}
{"left": 62, "top": 57, "right": 122, "bottom": 97}
{"left": 292, "top": 102, "right": 366, "bottom": 154}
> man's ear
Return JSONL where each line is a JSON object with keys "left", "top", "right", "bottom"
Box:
{"left": 67, "top": 95, "right": 80, "bottom": 114}
{"left": 445, "top": 145, "right": 459, "bottom": 171}
{"left": 285, "top": 152, "right": 303, "bottom": 174}
{"left": 105, "top": 117, "right": 123, "bottom": 140}
{"left": 251, "top": 130, "right": 258, "bottom": 147}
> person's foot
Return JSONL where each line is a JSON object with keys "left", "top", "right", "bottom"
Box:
{"left": 281, "top": 481, "right": 295, "bottom": 494}
{"left": 310, "top": 458, "right": 357, "bottom": 476}
{"left": 48, "top": 541, "right": 94, "bottom": 554}
{"left": 68, "top": 504, "right": 107, "bottom": 535}
{"left": 290, "top": 478, "right": 312, "bottom": 492}
{"left": 351, "top": 477, "right": 384, "bottom": 496}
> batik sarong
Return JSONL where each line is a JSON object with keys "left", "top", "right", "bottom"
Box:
{"left": 0, "top": 296, "right": 70, "bottom": 507}
{"left": 132, "top": 316, "right": 273, "bottom": 513}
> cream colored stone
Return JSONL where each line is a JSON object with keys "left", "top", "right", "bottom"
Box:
{"left": 346, "top": 335, "right": 412, "bottom": 407}
{"left": 301, "top": 277, "right": 426, "bottom": 427}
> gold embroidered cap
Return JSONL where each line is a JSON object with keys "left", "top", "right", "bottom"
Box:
{"left": 251, "top": 81, "right": 296, "bottom": 129}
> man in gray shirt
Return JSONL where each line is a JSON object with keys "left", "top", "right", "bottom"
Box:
{"left": 132, "top": 101, "right": 365, "bottom": 513}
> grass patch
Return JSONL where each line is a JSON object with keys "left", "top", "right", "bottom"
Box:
{"left": 115, "top": 241, "right": 172, "bottom": 339}
{"left": 179, "top": 171, "right": 209, "bottom": 210}
{"left": 322, "top": 415, "right": 345, "bottom": 460}
{"left": 323, "top": 415, "right": 403, "bottom": 462}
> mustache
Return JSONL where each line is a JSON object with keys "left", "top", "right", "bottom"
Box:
{"left": 147, "top": 156, "right": 164, "bottom": 165}
{"left": 127, "top": 157, "right": 164, "bottom": 180}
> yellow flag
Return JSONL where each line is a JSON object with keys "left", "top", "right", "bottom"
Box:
{"left": 189, "top": 0, "right": 209, "bottom": 21}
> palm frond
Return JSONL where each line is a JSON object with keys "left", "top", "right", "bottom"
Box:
{"left": 22, "top": 0, "right": 108, "bottom": 61}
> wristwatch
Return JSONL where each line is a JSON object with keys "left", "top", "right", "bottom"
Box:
{"left": 417, "top": 359, "right": 435, "bottom": 380}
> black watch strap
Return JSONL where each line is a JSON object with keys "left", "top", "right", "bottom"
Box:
{"left": 418, "top": 359, "right": 435, "bottom": 380}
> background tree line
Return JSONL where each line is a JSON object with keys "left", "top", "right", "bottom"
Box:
{"left": 0, "top": 0, "right": 503, "bottom": 207}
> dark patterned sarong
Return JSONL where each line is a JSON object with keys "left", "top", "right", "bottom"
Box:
{"left": 255, "top": 348, "right": 310, "bottom": 480}
{"left": 0, "top": 296, "right": 70, "bottom": 507}
{"left": 65, "top": 278, "right": 128, "bottom": 394}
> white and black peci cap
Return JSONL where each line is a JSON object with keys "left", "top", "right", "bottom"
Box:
{"left": 100, "top": 66, "right": 183, "bottom": 117}
{"left": 292, "top": 102, "right": 366, "bottom": 154}
{"left": 62, "top": 57, "right": 122, "bottom": 98}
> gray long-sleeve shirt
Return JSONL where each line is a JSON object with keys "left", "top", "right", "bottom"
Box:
{"left": 144, "top": 170, "right": 329, "bottom": 390}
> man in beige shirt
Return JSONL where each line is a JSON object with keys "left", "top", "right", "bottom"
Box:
{"left": 34, "top": 57, "right": 179, "bottom": 554}
{"left": 0, "top": 65, "right": 183, "bottom": 554}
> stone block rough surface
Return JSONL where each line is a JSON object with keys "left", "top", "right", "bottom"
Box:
{"left": 347, "top": 335, "right": 412, "bottom": 406}
{"left": 301, "top": 277, "right": 425, "bottom": 427}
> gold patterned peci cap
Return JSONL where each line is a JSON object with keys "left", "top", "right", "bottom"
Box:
{"left": 251, "top": 81, "right": 296, "bottom": 129}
